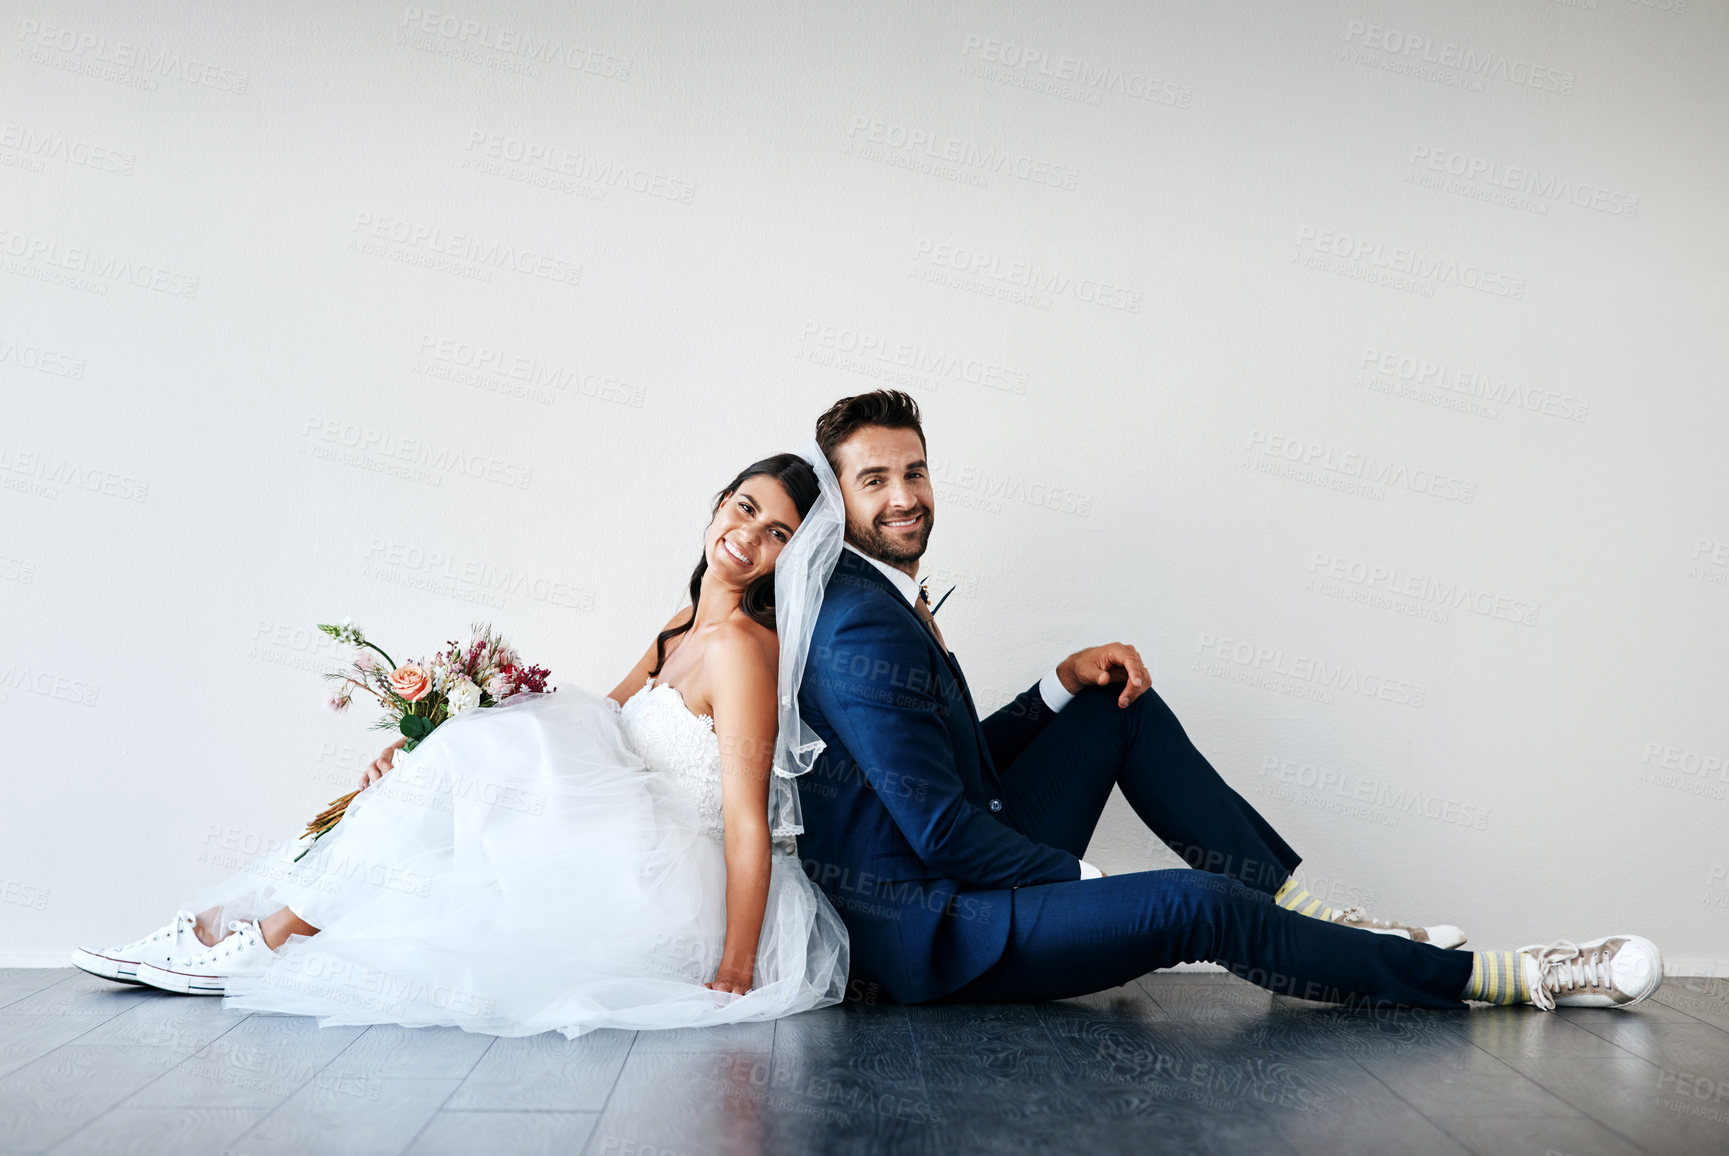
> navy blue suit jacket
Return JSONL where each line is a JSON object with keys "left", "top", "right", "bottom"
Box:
{"left": 794, "top": 547, "right": 1082, "bottom": 1002}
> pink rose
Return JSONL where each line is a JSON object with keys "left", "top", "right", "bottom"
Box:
{"left": 389, "top": 663, "right": 433, "bottom": 702}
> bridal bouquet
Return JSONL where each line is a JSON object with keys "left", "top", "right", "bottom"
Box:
{"left": 296, "top": 620, "right": 554, "bottom": 858}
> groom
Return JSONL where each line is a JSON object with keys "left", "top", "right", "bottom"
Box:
{"left": 793, "top": 389, "right": 1480, "bottom": 1010}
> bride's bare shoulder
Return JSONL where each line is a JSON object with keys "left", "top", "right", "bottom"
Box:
{"left": 710, "top": 614, "right": 779, "bottom": 677}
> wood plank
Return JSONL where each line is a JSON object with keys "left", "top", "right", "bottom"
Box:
{"left": 629, "top": 1019, "right": 774, "bottom": 1054}
{"left": 1436, "top": 1114, "right": 1650, "bottom": 1156}
{"left": 592, "top": 1049, "right": 796, "bottom": 1156}
{"left": 403, "top": 1110, "right": 597, "bottom": 1156}
{"left": 0, "top": 1015, "right": 107, "bottom": 1079}
{"left": 229, "top": 1075, "right": 460, "bottom": 1156}
{"left": 0, "top": 1045, "right": 185, "bottom": 1152}
{"left": 1361, "top": 1045, "right": 1583, "bottom": 1119}
{"left": 1461, "top": 1007, "right": 1629, "bottom": 1059}
{"left": 3, "top": 974, "right": 162, "bottom": 1018}
{"left": 46, "top": 1106, "right": 266, "bottom": 1156}
{"left": 1652, "top": 975, "right": 1729, "bottom": 1031}
{"left": 1264, "top": 1059, "right": 1471, "bottom": 1156}
{"left": 73, "top": 996, "right": 249, "bottom": 1053}
{"left": 443, "top": 1029, "right": 632, "bottom": 1111}
{"left": 322, "top": 1024, "right": 495, "bottom": 1079}
{"left": 1498, "top": 1054, "right": 1720, "bottom": 1154}
{"left": 122, "top": 1016, "right": 365, "bottom": 1109}
{"left": 0, "top": 969, "right": 78, "bottom": 1011}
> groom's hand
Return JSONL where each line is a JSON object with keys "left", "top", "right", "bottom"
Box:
{"left": 1057, "top": 643, "right": 1151, "bottom": 708}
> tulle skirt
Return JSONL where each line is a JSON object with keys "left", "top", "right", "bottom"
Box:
{"left": 190, "top": 688, "right": 849, "bottom": 1037}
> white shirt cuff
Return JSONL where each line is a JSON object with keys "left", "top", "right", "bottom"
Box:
{"left": 1077, "top": 858, "right": 1103, "bottom": 880}
{"left": 1038, "top": 667, "right": 1075, "bottom": 713}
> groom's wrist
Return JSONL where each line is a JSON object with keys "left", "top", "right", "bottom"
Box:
{"left": 1039, "top": 667, "right": 1076, "bottom": 712}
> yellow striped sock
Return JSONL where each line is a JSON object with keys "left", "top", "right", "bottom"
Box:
{"left": 1273, "top": 876, "right": 1335, "bottom": 923}
{"left": 1464, "top": 951, "right": 1529, "bottom": 1004}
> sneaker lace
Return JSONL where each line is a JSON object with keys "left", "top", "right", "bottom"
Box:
{"left": 191, "top": 921, "right": 258, "bottom": 964}
{"left": 1528, "top": 939, "right": 1610, "bottom": 1011}
{"left": 126, "top": 911, "right": 196, "bottom": 952}
{"left": 1330, "top": 906, "right": 1393, "bottom": 929}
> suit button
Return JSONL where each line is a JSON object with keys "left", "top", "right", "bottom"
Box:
{"left": 989, "top": 799, "right": 1002, "bottom": 812}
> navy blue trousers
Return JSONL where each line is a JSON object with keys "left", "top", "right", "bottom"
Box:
{"left": 945, "top": 682, "right": 1476, "bottom": 1011}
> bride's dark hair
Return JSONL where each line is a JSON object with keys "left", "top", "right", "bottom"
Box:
{"left": 647, "top": 452, "right": 819, "bottom": 678}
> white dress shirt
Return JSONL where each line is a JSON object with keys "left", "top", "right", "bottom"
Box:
{"left": 839, "top": 542, "right": 1101, "bottom": 880}
{"left": 840, "top": 542, "right": 1075, "bottom": 712}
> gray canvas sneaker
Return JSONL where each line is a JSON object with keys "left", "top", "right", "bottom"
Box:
{"left": 1517, "top": 935, "right": 1663, "bottom": 1010}
{"left": 1328, "top": 905, "right": 1467, "bottom": 949}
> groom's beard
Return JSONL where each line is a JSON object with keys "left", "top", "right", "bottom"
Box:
{"left": 847, "top": 506, "right": 934, "bottom": 567}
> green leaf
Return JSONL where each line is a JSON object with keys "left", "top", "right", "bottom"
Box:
{"left": 400, "top": 714, "right": 435, "bottom": 740}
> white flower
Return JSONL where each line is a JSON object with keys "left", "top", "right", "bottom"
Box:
{"left": 319, "top": 619, "right": 366, "bottom": 647}
{"left": 446, "top": 676, "right": 482, "bottom": 715}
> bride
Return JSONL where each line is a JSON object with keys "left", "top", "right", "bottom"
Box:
{"left": 71, "top": 442, "right": 852, "bottom": 1037}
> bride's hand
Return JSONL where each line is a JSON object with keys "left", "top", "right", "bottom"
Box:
{"left": 705, "top": 963, "right": 754, "bottom": 996}
{"left": 360, "top": 737, "right": 408, "bottom": 789}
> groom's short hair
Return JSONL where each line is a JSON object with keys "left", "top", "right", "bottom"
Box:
{"left": 815, "top": 390, "right": 927, "bottom": 475}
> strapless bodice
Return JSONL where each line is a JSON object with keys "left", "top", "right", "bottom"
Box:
{"left": 617, "top": 675, "right": 723, "bottom": 839}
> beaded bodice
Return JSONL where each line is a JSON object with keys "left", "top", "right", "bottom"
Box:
{"left": 617, "top": 675, "right": 724, "bottom": 839}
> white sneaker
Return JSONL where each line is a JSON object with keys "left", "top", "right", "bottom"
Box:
{"left": 133, "top": 920, "right": 275, "bottom": 995}
{"left": 1329, "top": 906, "right": 1468, "bottom": 949}
{"left": 1517, "top": 935, "right": 1664, "bottom": 1010}
{"left": 70, "top": 911, "right": 204, "bottom": 985}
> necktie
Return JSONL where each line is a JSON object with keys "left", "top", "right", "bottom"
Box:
{"left": 914, "top": 582, "right": 948, "bottom": 652}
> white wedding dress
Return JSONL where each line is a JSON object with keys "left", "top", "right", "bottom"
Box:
{"left": 191, "top": 679, "right": 849, "bottom": 1037}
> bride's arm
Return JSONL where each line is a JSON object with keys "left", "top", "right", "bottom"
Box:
{"left": 605, "top": 605, "right": 695, "bottom": 706}
{"left": 705, "top": 622, "right": 778, "bottom": 995}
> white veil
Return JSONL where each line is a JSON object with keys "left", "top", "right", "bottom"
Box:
{"left": 766, "top": 435, "right": 845, "bottom": 850}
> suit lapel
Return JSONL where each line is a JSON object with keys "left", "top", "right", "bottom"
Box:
{"left": 833, "top": 552, "right": 1000, "bottom": 781}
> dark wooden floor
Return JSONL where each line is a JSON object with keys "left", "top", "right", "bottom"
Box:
{"left": 1, "top": 967, "right": 1725, "bottom": 1155}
